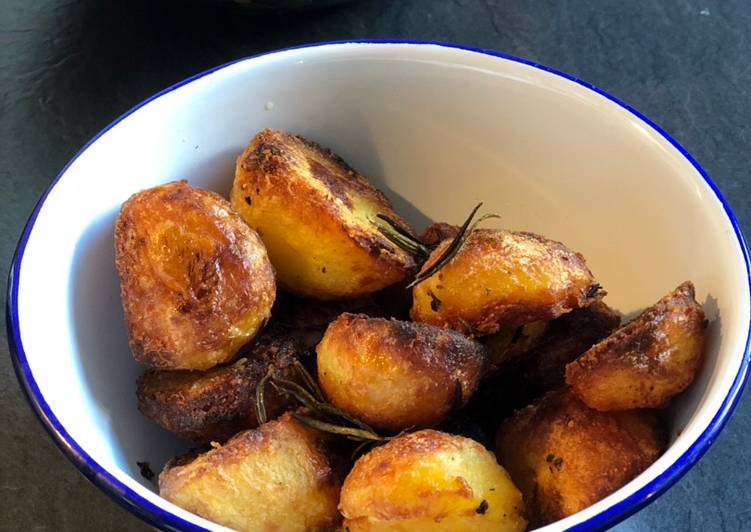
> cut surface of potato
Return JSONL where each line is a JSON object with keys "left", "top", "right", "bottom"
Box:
{"left": 317, "top": 313, "right": 486, "bottom": 431}
{"left": 495, "top": 389, "right": 664, "bottom": 527}
{"left": 566, "top": 282, "right": 706, "bottom": 410}
{"left": 137, "top": 330, "right": 302, "bottom": 443}
{"left": 231, "top": 129, "right": 415, "bottom": 299}
{"left": 340, "top": 429, "right": 526, "bottom": 531}
{"left": 115, "top": 180, "right": 275, "bottom": 370}
{"left": 159, "top": 413, "right": 342, "bottom": 532}
{"left": 411, "top": 229, "right": 600, "bottom": 336}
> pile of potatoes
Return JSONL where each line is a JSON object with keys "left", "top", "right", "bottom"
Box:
{"left": 115, "top": 129, "right": 707, "bottom": 531}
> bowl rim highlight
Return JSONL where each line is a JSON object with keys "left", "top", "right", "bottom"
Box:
{"left": 6, "top": 40, "right": 751, "bottom": 531}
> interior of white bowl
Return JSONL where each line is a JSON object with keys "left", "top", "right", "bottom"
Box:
{"left": 9, "top": 42, "right": 750, "bottom": 531}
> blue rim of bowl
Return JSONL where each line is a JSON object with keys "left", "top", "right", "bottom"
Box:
{"left": 6, "top": 40, "right": 751, "bottom": 531}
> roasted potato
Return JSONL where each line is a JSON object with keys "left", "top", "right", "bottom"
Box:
{"left": 137, "top": 331, "right": 302, "bottom": 443}
{"left": 115, "top": 181, "right": 275, "bottom": 370}
{"left": 159, "top": 413, "right": 342, "bottom": 531}
{"left": 495, "top": 390, "right": 664, "bottom": 527}
{"left": 317, "top": 313, "right": 486, "bottom": 432}
{"left": 231, "top": 129, "right": 416, "bottom": 300}
{"left": 340, "top": 429, "right": 526, "bottom": 531}
{"left": 566, "top": 282, "right": 706, "bottom": 411}
{"left": 411, "top": 229, "right": 600, "bottom": 336}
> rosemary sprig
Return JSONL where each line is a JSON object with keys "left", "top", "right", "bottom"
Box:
{"left": 269, "top": 377, "right": 321, "bottom": 411}
{"left": 374, "top": 203, "right": 501, "bottom": 288}
{"left": 291, "top": 414, "right": 387, "bottom": 442}
{"left": 255, "top": 366, "right": 275, "bottom": 425}
{"left": 373, "top": 214, "right": 430, "bottom": 259}
{"left": 407, "top": 204, "right": 500, "bottom": 288}
{"left": 376, "top": 214, "right": 426, "bottom": 249}
{"left": 255, "top": 360, "right": 392, "bottom": 445}
{"left": 293, "top": 359, "right": 325, "bottom": 402}
{"left": 351, "top": 439, "right": 376, "bottom": 459}
{"left": 270, "top": 378, "right": 374, "bottom": 432}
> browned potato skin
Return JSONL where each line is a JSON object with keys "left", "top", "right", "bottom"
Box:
{"left": 341, "top": 430, "right": 527, "bottom": 531}
{"left": 566, "top": 282, "right": 706, "bottom": 411}
{"left": 495, "top": 390, "right": 665, "bottom": 527}
{"left": 159, "top": 413, "right": 342, "bottom": 532}
{"left": 317, "top": 313, "right": 486, "bottom": 432}
{"left": 231, "top": 129, "right": 415, "bottom": 300}
{"left": 115, "top": 181, "right": 276, "bottom": 370}
{"left": 411, "top": 229, "right": 600, "bottom": 336}
{"left": 137, "top": 331, "right": 302, "bottom": 443}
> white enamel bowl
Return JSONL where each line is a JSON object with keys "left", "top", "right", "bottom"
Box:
{"left": 8, "top": 42, "right": 750, "bottom": 531}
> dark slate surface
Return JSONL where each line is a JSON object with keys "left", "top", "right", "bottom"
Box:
{"left": 1, "top": 0, "right": 749, "bottom": 530}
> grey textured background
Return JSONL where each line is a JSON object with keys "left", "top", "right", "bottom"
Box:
{"left": 1, "top": 0, "right": 749, "bottom": 530}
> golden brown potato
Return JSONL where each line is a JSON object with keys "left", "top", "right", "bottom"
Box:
{"left": 317, "top": 313, "right": 486, "bottom": 432}
{"left": 340, "top": 429, "right": 526, "bottom": 531}
{"left": 231, "top": 129, "right": 415, "bottom": 300}
{"left": 495, "top": 390, "right": 664, "bottom": 527}
{"left": 566, "top": 282, "right": 706, "bottom": 411}
{"left": 137, "top": 331, "right": 302, "bottom": 443}
{"left": 159, "top": 413, "right": 342, "bottom": 531}
{"left": 115, "top": 181, "right": 275, "bottom": 370}
{"left": 411, "top": 229, "right": 600, "bottom": 336}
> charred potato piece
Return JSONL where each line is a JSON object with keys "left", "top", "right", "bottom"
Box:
{"left": 495, "top": 390, "right": 664, "bottom": 527}
{"left": 159, "top": 413, "right": 342, "bottom": 532}
{"left": 469, "top": 302, "right": 620, "bottom": 430}
{"left": 317, "top": 313, "right": 486, "bottom": 432}
{"left": 137, "top": 332, "right": 302, "bottom": 443}
{"left": 340, "top": 429, "right": 526, "bottom": 531}
{"left": 485, "top": 321, "right": 550, "bottom": 370}
{"left": 420, "top": 222, "right": 460, "bottom": 246}
{"left": 271, "top": 292, "right": 383, "bottom": 350}
{"left": 566, "top": 282, "right": 706, "bottom": 410}
{"left": 411, "top": 229, "right": 600, "bottom": 336}
{"left": 231, "top": 129, "right": 415, "bottom": 299}
{"left": 523, "top": 301, "right": 621, "bottom": 392}
{"left": 115, "top": 181, "right": 275, "bottom": 370}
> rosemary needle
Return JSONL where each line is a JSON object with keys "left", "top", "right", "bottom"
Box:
{"left": 407, "top": 204, "right": 500, "bottom": 288}
{"left": 257, "top": 362, "right": 392, "bottom": 444}
{"left": 292, "top": 414, "right": 387, "bottom": 442}
{"left": 254, "top": 366, "right": 275, "bottom": 425}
